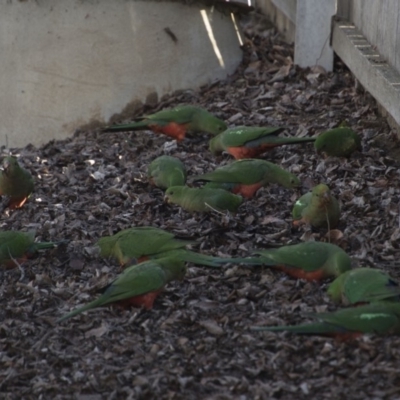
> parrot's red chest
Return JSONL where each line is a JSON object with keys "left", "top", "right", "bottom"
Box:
{"left": 227, "top": 144, "right": 277, "bottom": 160}
{"left": 150, "top": 123, "right": 188, "bottom": 142}
{"left": 117, "top": 290, "right": 162, "bottom": 310}
{"left": 232, "top": 182, "right": 263, "bottom": 198}
{"left": 277, "top": 264, "right": 326, "bottom": 281}
{"left": 8, "top": 197, "right": 29, "bottom": 210}
{"left": 329, "top": 331, "right": 362, "bottom": 341}
{"left": 2, "top": 254, "right": 28, "bottom": 269}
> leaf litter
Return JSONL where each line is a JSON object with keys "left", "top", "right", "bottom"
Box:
{"left": 1, "top": 10, "right": 400, "bottom": 400}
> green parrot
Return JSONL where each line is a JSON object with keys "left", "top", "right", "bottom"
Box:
{"left": 314, "top": 127, "right": 361, "bottom": 157}
{"left": 164, "top": 186, "right": 243, "bottom": 213}
{"left": 292, "top": 184, "right": 340, "bottom": 229}
{"left": 327, "top": 268, "right": 400, "bottom": 305}
{"left": 247, "top": 241, "right": 352, "bottom": 281}
{"left": 192, "top": 159, "right": 300, "bottom": 199}
{"left": 57, "top": 257, "right": 187, "bottom": 322}
{"left": 251, "top": 302, "right": 400, "bottom": 339}
{"left": 0, "top": 156, "right": 34, "bottom": 209}
{"left": 0, "top": 230, "right": 66, "bottom": 268}
{"left": 97, "top": 226, "right": 244, "bottom": 267}
{"left": 209, "top": 126, "right": 316, "bottom": 159}
{"left": 103, "top": 105, "right": 227, "bottom": 141}
{"left": 147, "top": 155, "right": 186, "bottom": 189}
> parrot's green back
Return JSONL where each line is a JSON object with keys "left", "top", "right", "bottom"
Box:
{"left": 292, "top": 184, "right": 340, "bottom": 229}
{"left": 189, "top": 108, "right": 227, "bottom": 135}
{"left": 97, "top": 227, "right": 194, "bottom": 265}
{"left": 57, "top": 257, "right": 187, "bottom": 322}
{"left": 253, "top": 241, "right": 352, "bottom": 277}
{"left": 209, "top": 126, "right": 314, "bottom": 154}
{"left": 148, "top": 155, "right": 187, "bottom": 189}
{"left": 165, "top": 186, "right": 243, "bottom": 213}
{"left": 251, "top": 302, "right": 400, "bottom": 335}
{"left": 0, "top": 230, "right": 62, "bottom": 266}
{"left": 328, "top": 268, "right": 400, "bottom": 305}
{"left": 193, "top": 159, "right": 300, "bottom": 189}
{"left": 0, "top": 156, "right": 34, "bottom": 199}
{"left": 104, "top": 105, "right": 226, "bottom": 135}
{"left": 0, "top": 231, "right": 35, "bottom": 264}
{"left": 314, "top": 127, "right": 361, "bottom": 157}
{"left": 150, "top": 248, "right": 251, "bottom": 268}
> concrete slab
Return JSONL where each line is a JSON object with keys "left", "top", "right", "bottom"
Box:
{"left": 1, "top": 0, "right": 245, "bottom": 148}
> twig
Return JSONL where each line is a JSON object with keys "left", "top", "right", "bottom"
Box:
{"left": 8, "top": 247, "right": 25, "bottom": 281}
{"left": 204, "top": 203, "right": 226, "bottom": 215}
{"left": 324, "top": 206, "right": 331, "bottom": 243}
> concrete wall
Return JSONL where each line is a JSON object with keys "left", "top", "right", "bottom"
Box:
{"left": 344, "top": 0, "right": 400, "bottom": 72}
{"left": 1, "top": 0, "right": 245, "bottom": 148}
{"left": 255, "top": 0, "right": 335, "bottom": 71}
{"left": 255, "top": 0, "right": 296, "bottom": 42}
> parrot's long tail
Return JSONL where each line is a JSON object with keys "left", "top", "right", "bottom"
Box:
{"left": 103, "top": 121, "right": 149, "bottom": 133}
{"left": 57, "top": 298, "right": 104, "bottom": 323}
{"left": 34, "top": 239, "right": 69, "bottom": 251}
{"left": 250, "top": 322, "right": 347, "bottom": 335}
{"left": 178, "top": 251, "right": 262, "bottom": 268}
{"left": 284, "top": 137, "right": 316, "bottom": 144}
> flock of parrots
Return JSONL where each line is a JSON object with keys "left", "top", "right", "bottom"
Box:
{"left": 3, "top": 104, "right": 400, "bottom": 339}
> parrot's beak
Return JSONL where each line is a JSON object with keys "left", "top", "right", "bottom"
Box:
{"left": 321, "top": 191, "right": 331, "bottom": 204}
{"left": 164, "top": 195, "right": 170, "bottom": 203}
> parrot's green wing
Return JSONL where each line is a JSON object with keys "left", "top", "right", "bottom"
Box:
{"left": 209, "top": 126, "right": 315, "bottom": 155}
{"left": 0, "top": 230, "right": 66, "bottom": 266}
{"left": 193, "top": 159, "right": 270, "bottom": 185}
{"left": 253, "top": 241, "right": 352, "bottom": 277}
{"left": 218, "top": 126, "right": 315, "bottom": 147}
{"left": 0, "top": 156, "right": 34, "bottom": 208}
{"left": 314, "top": 127, "right": 361, "bottom": 157}
{"left": 104, "top": 105, "right": 226, "bottom": 135}
{"left": 190, "top": 108, "right": 227, "bottom": 135}
{"left": 328, "top": 268, "right": 400, "bottom": 305}
{"left": 0, "top": 231, "right": 35, "bottom": 264}
{"left": 97, "top": 226, "right": 194, "bottom": 264}
{"left": 293, "top": 184, "right": 340, "bottom": 229}
{"left": 151, "top": 248, "right": 253, "bottom": 268}
{"left": 292, "top": 192, "right": 312, "bottom": 220}
{"left": 165, "top": 186, "right": 243, "bottom": 213}
{"left": 251, "top": 302, "right": 400, "bottom": 336}
{"left": 193, "top": 159, "right": 300, "bottom": 189}
{"left": 213, "top": 127, "right": 286, "bottom": 147}
{"left": 57, "top": 258, "right": 186, "bottom": 322}
{"left": 307, "top": 302, "right": 400, "bottom": 334}
{"left": 104, "top": 106, "right": 199, "bottom": 132}
{"left": 148, "top": 155, "right": 187, "bottom": 189}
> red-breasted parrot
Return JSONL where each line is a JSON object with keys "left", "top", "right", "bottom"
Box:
{"left": 97, "top": 226, "right": 244, "bottom": 267}
{"left": 192, "top": 159, "right": 300, "bottom": 198}
{"left": 103, "top": 105, "right": 227, "bottom": 141}
{"left": 315, "top": 127, "right": 361, "bottom": 157}
{"left": 57, "top": 257, "right": 187, "bottom": 322}
{"left": 247, "top": 241, "right": 352, "bottom": 281}
{"left": 165, "top": 186, "right": 243, "bottom": 213}
{"left": 292, "top": 184, "right": 340, "bottom": 229}
{"left": 0, "top": 230, "right": 66, "bottom": 268}
{"left": 327, "top": 268, "right": 400, "bottom": 305}
{"left": 0, "top": 156, "right": 34, "bottom": 209}
{"left": 251, "top": 302, "right": 400, "bottom": 339}
{"left": 148, "top": 155, "right": 186, "bottom": 189}
{"left": 209, "top": 126, "right": 315, "bottom": 159}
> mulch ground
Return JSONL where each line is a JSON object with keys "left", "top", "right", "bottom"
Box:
{"left": 1, "top": 10, "right": 400, "bottom": 400}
